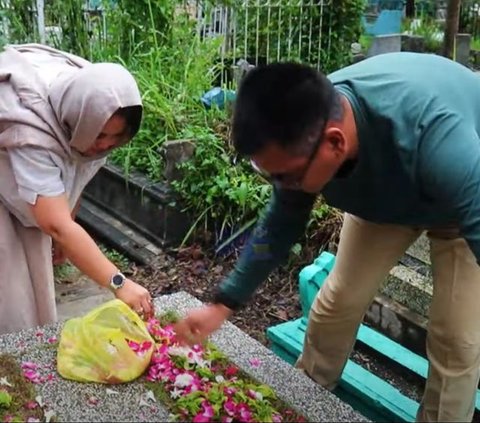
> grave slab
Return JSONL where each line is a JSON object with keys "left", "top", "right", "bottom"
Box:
{"left": 0, "top": 292, "right": 368, "bottom": 422}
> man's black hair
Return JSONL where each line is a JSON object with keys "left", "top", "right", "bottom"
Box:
{"left": 232, "top": 62, "right": 337, "bottom": 156}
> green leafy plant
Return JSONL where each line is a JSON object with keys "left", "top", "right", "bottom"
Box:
{"left": 0, "top": 391, "right": 12, "bottom": 408}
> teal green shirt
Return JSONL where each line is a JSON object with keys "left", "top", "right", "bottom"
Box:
{"left": 216, "top": 53, "right": 480, "bottom": 309}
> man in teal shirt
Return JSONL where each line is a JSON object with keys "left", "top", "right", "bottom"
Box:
{"left": 175, "top": 53, "right": 480, "bottom": 421}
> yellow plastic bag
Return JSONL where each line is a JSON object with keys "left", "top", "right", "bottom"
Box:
{"left": 57, "top": 299, "right": 155, "bottom": 384}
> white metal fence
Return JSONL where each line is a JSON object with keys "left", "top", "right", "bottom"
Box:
{"left": 197, "top": 0, "right": 331, "bottom": 70}
{"left": 1, "top": 0, "right": 335, "bottom": 73}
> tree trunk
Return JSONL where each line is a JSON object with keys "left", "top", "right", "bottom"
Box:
{"left": 443, "top": 0, "right": 462, "bottom": 59}
{"left": 406, "top": 0, "right": 415, "bottom": 18}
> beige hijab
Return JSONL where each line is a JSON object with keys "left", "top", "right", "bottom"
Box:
{"left": 0, "top": 43, "right": 143, "bottom": 160}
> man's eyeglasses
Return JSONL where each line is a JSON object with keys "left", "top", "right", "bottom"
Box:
{"left": 249, "top": 130, "right": 324, "bottom": 188}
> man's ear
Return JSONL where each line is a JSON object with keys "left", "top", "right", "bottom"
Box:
{"left": 323, "top": 127, "right": 348, "bottom": 158}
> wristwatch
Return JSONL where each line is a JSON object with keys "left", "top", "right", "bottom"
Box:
{"left": 109, "top": 271, "right": 126, "bottom": 291}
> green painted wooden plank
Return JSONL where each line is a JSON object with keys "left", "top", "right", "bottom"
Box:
{"left": 267, "top": 321, "right": 418, "bottom": 422}
{"left": 341, "top": 360, "right": 417, "bottom": 422}
{"left": 357, "top": 325, "right": 428, "bottom": 377}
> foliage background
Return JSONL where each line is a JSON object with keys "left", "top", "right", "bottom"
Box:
{"left": 1, "top": 0, "right": 363, "bottom": 245}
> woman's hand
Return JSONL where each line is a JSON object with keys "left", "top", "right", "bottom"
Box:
{"left": 114, "top": 279, "right": 153, "bottom": 320}
{"left": 51, "top": 239, "right": 68, "bottom": 265}
{"left": 31, "top": 194, "right": 154, "bottom": 319}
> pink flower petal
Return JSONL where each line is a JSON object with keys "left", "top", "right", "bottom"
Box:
{"left": 23, "top": 370, "right": 41, "bottom": 383}
{"left": 223, "top": 399, "right": 236, "bottom": 416}
{"left": 47, "top": 336, "right": 57, "bottom": 344}
{"left": 193, "top": 413, "right": 210, "bottom": 423}
{"left": 24, "top": 400, "right": 38, "bottom": 410}
{"left": 248, "top": 358, "right": 262, "bottom": 368}
{"left": 21, "top": 362, "right": 39, "bottom": 370}
{"left": 225, "top": 365, "right": 239, "bottom": 377}
{"left": 35, "top": 331, "right": 43, "bottom": 337}
{"left": 87, "top": 396, "right": 99, "bottom": 406}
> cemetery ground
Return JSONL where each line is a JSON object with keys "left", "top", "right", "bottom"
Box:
{"left": 54, "top": 228, "right": 429, "bottom": 418}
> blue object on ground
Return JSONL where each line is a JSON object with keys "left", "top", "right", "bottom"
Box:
{"left": 363, "top": 9, "right": 403, "bottom": 36}
{"left": 201, "top": 87, "right": 236, "bottom": 110}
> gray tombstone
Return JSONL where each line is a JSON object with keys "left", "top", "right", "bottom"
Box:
{"left": 161, "top": 139, "right": 196, "bottom": 183}
{"left": 455, "top": 33, "right": 471, "bottom": 67}
{"left": 368, "top": 34, "right": 425, "bottom": 57}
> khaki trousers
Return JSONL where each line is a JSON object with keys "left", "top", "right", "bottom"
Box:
{"left": 296, "top": 213, "right": 480, "bottom": 422}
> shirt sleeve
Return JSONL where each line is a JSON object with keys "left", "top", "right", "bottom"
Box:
{"left": 8, "top": 147, "right": 65, "bottom": 205}
{"left": 418, "top": 120, "right": 480, "bottom": 263}
{"left": 214, "top": 185, "right": 316, "bottom": 309}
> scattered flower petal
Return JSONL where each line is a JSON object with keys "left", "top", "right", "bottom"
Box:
{"left": 272, "top": 413, "right": 283, "bottom": 422}
{"left": 0, "top": 377, "right": 12, "bottom": 387}
{"left": 139, "top": 398, "right": 150, "bottom": 408}
{"left": 35, "top": 395, "right": 44, "bottom": 408}
{"left": 105, "top": 388, "right": 120, "bottom": 395}
{"left": 193, "top": 413, "right": 210, "bottom": 423}
{"left": 26, "top": 418, "right": 40, "bottom": 423}
{"left": 44, "top": 410, "right": 55, "bottom": 423}
{"left": 170, "top": 387, "right": 182, "bottom": 399}
{"left": 224, "top": 365, "right": 239, "bottom": 377}
{"left": 87, "top": 396, "right": 99, "bottom": 406}
{"left": 223, "top": 399, "right": 236, "bottom": 416}
{"left": 21, "top": 362, "right": 39, "bottom": 370}
{"left": 174, "top": 373, "right": 194, "bottom": 388}
{"left": 248, "top": 358, "right": 262, "bottom": 368}
{"left": 24, "top": 400, "right": 38, "bottom": 410}
{"left": 145, "top": 390, "right": 156, "bottom": 403}
{"left": 47, "top": 337, "right": 57, "bottom": 344}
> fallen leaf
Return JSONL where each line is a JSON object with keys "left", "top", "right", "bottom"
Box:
{"left": 0, "top": 377, "right": 12, "bottom": 387}
{"left": 275, "top": 309, "right": 289, "bottom": 321}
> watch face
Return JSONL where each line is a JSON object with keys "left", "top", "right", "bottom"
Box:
{"left": 112, "top": 274, "right": 124, "bottom": 287}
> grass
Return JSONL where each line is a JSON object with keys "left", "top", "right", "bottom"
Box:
{"left": 0, "top": 354, "right": 44, "bottom": 422}
{"left": 471, "top": 37, "right": 480, "bottom": 51}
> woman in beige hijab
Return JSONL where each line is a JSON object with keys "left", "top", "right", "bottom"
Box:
{"left": 0, "top": 44, "right": 153, "bottom": 335}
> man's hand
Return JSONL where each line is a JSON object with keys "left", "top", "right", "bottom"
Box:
{"left": 174, "top": 303, "right": 233, "bottom": 346}
{"left": 52, "top": 239, "right": 68, "bottom": 265}
{"left": 114, "top": 279, "right": 153, "bottom": 320}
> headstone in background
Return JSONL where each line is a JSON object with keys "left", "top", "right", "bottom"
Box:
{"left": 368, "top": 34, "right": 425, "bottom": 57}
{"left": 455, "top": 33, "right": 472, "bottom": 67}
{"left": 161, "top": 139, "right": 196, "bottom": 183}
